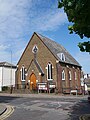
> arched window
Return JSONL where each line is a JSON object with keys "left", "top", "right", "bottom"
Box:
{"left": 47, "top": 62, "right": 53, "bottom": 80}
{"left": 69, "top": 71, "right": 71, "bottom": 80}
{"left": 57, "top": 53, "right": 65, "bottom": 61}
{"left": 20, "top": 65, "right": 26, "bottom": 81}
{"left": 61, "top": 53, "right": 65, "bottom": 61}
{"left": 62, "top": 70, "right": 65, "bottom": 80}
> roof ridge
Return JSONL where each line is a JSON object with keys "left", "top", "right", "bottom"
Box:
{"left": 0, "top": 61, "right": 16, "bottom": 67}
{"left": 36, "top": 32, "right": 81, "bottom": 67}
{"left": 36, "top": 32, "right": 69, "bottom": 52}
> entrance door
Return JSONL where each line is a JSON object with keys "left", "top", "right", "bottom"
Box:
{"left": 30, "top": 73, "right": 36, "bottom": 90}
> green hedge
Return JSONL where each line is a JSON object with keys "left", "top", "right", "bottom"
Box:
{"left": 2, "top": 86, "right": 9, "bottom": 91}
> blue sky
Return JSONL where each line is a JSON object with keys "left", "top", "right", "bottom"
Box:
{"left": 0, "top": 0, "right": 90, "bottom": 73}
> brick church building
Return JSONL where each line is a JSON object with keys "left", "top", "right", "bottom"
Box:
{"left": 16, "top": 32, "right": 82, "bottom": 94}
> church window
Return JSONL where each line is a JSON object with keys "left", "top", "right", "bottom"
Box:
{"left": 62, "top": 70, "right": 65, "bottom": 80}
{"left": 61, "top": 53, "right": 65, "bottom": 61}
{"left": 21, "top": 65, "right": 26, "bottom": 81}
{"left": 32, "top": 45, "right": 38, "bottom": 53}
{"left": 69, "top": 71, "right": 71, "bottom": 80}
{"left": 57, "top": 53, "right": 65, "bottom": 61}
{"left": 47, "top": 62, "right": 53, "bottom": 80}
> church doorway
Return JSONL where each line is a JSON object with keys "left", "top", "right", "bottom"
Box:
{"left": 30, "top": 73, "right": 37, "bottom": 90}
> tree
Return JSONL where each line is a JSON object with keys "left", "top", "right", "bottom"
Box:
{"left": 58, "top": 0, "right": 90, "bottom": 52}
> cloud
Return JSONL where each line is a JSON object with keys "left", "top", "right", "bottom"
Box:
{"left": 0, "top": 0, "right": 33, "bottom": 40}
{"left": 25, "top": 1, "right": 68, "bottom": 32}
{"left": 0, "top": 0, "right": 68, "bottom": 64}
{"left": 0, "top": 0, "right": 67, "bottom": 40}
{"left": 0, "top": 44, "right": 10, "bottom": 50}
{"left": 32, "top": 10, "right": 67, "bottom": 32}
{"left": 76, "top": 52, "right": 90, "bottom": 73}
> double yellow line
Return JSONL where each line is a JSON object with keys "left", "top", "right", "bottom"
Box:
{"left": 79, "top": 114, "right": 90, "bottom": 120}
{"left": 0, "top": 105, "right": 14, "bottom": 120}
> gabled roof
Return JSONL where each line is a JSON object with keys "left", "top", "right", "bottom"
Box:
{"left": 34, "top": 59, "right": 44, "bottom": 75}
{"left": 0, "top": 62, "right": 16, "bottom": 68}
{"left": 36, "top": 32, "right": 81, "bottom": 67}
{"left": 17, "top": 32, "right": 81, "bottom": 67}
{"left": 27, "top": 59, "right": 44, "bottom": 75}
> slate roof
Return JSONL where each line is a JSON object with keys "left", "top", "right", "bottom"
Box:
{"left": 36, "top": 32, "right": 81, "bottom": 67}
{"left": 27, "top": 59, "right": 44, "bottom": 75}
{"left": 34, "top": 59, "right": 44, "bottom": 75}
{"left": 0, "top": 62, "right": 16, "bottom": 68}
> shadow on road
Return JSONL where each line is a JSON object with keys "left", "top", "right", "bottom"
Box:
{"left": 69, "top": 100, "right": 90, "bottom": 120}
{"left": 0, "top": 96, "right": 20, "bottom": 103}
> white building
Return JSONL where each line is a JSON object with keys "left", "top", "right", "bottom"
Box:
{"left": 0, "top": 62, "right": 16, "bottom": 91}
{"left": 84, "top": 74, "right": 90, "bottom": 79}
{"left": 84, "top": 73, "right": 90, "bottom": 92}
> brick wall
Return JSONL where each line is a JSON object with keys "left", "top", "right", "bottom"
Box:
{"left": 16, "top": 34, "right": 58, "bottom": 87}
{"left": 16, "top": 33, "right": 81, "bottom": 93}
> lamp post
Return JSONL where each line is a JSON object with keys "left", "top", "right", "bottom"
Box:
{"left": 10, "top": 50, "right": 12, "bottom": 94}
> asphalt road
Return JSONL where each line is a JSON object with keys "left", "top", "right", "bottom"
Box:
{"left": 0, "top": 94, "right": 90, "bottom": 120}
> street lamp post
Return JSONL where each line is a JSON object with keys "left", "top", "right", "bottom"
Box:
{"left": 10, "top": 50, "right": 12, "bottom": 94}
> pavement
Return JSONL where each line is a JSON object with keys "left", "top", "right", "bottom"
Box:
{"left": 0, "top": 93, "right": 90, "bottom": 120}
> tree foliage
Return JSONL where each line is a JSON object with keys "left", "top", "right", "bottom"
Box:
{"left": 58, "top": 0, "right": 90, "bottom": 52}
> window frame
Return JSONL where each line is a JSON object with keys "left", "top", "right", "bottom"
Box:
{"left": 32, "top": 45, "right": 38, "bottom": 53}
{"left": 20, "top": 66, "right": 26, "bottom": 81}
{"left": 69, "top": 71, "right": 72, "bottom": 80}
{"left": 47, "top": 62, "right": 53, "bottom": 81}
{"left": 62, "top": 70, "right": 65, "bottom": 80}
{"left": 61, "top": 53, "right": 65, "bottom": 61}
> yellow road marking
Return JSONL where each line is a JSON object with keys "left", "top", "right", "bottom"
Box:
{"left": 0, "top": 105, "right": 14, "bottom": 120}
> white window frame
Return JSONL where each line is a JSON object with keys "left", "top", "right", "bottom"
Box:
{"left": 62, "top": 70, "right": 65, "bottom": 80}
{"left": 32, "top": 45, "right": 38, "bottom": 53}
{"left": 47, "top": 62, "right": 53, "bottom": 81}
{"left": 20, "top": 66, "right": 26, "bottom": 81}
{"left": 60, "top": 53, "right": 65, "bottom": 61}
{"left": 69, "top": 71, "right": 71, "bottom": 80}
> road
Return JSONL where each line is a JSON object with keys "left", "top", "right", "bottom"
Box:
{"left": 0, "top": 94, "right": 89, "bottom": 120}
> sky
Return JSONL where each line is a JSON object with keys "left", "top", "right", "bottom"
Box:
{"left": 0, "top": 0, "right": 90, "bottom": 73}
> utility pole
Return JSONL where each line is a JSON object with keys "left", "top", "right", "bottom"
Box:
{"left": 10, "top": 50, "right": 12, "bottom": 94}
